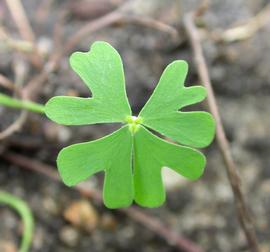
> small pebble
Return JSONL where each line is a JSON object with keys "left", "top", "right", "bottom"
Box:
{"left": 63, "top": 200, "right": 99, "bottom": 232}
{"left": 59, "top": 226, "right": 80, "bottom": 247}
{"left": 100, "top": 213, "right": 117, "bottom": 231}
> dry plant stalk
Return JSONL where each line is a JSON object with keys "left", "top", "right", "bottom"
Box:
{"left": 220, "top": 3, "right": 270, "bottom": 42}
{"left": 183, "top": 12, "right": 260, "bottom": 252}
{"left": 5, "top": 0, "right": 43, "bottom": 68}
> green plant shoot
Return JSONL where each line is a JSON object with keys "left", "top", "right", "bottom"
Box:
{"left": 0, "top": 191, "right": 34, "bottom": 252}
{"left": 45, "top": 41, "right": 215, "bottom": 208}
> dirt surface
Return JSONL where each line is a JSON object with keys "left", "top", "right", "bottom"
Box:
{"left": 0, "top": 0, "right": 270, "bottom": 251}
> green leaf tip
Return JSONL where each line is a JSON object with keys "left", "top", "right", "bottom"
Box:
{"left": 45, "top": 41, "right": 216, "bottom": 209}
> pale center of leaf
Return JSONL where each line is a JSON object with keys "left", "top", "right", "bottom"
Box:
{"left": 125, "top": 115, "right": 143, "bottom": 134}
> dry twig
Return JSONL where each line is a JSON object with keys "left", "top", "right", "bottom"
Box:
{"left": 0, "top": 74, "right": 16, "bottom": 91}
{"left": 0, "top": 111, "right": 27, "bottom": 141}
{"left": 63, "top": 10, "right": 122, "bottom": 54}
{"left": 220, "top": 3, "right": 270, "bottom": 42}
{"left": 0, "top": 58, "right": 29, "bottom": 140}
{"left": 63, "top": 2, "right": 179, "bottom": 54}
{"left": 5, "top": 0, "right": 35, "bottom": 42}
{"left": 52, "top": 10, "right": 68, "bottom": 53}
{"left": 118, "top": 15, "right": 179, "bottom": 39}
{"left": 0, "top": 26, "right": 34, "bottom": 53}
{"left": 5, "top": 0, "right": 42, "bottom": 68}
{"left": 35, "top": 0, "right": 54, "bottom": 24}
{"left": 183, "top": 12, "right": 260, "bottom": 252}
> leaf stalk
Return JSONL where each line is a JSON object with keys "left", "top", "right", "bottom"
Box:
{"left": 0, "top": 93, "right": 45, "bottom": 114}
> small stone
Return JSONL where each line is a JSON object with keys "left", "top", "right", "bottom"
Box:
{"left": 37, "top": 36, "right": 52, "bottom": 57}
{"left": 260, "top": 243, "right": 270, "bottom": 252}
{"left": 63, "top": 200, "right": 99, "bottom": 232}
{"left": 260, "top": 179, "right": 270, "bottom": 193}
{"left": 0, "top": 241, "right": 16, "bottom": 252}
{"left": 59, "top": 226, "right": 79, "bottom": 247}
{"left": 44, "top": 121, "right": 71, "bottom": 143}
{"left": 32, "top": 227, "right": 44, "bottom": 250}
{"left": 118, "top": 226, "right": 135, "bottom": 239}
{"left": 57, "top": 125, "right": 72, "bottom": 143}
{"left": 43, "top": 197, "right": 59, "bottom": 215}
{"left": 100, "top": 213, "right": 117, "bottom": 231}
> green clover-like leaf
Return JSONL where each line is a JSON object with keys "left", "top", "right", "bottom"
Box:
{"left": 46, "top": 42, "right": 131, "bottom": 125}
{"left": 57, "top": 125, "right": 133, "bottom": 208}
{"left": 133, "top": 126, "right": 205, "bottom": 207}
{"left": 45, "top": 41, "right": 215, "bottom": 208}
{"left": 139, "top": 61, "right": 215, "bottom": 148}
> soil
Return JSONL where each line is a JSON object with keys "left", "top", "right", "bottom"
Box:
{"left": 0, "top": 0, "right": 270, "bottom": 251}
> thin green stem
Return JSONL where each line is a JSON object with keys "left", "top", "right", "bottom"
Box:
{"left": 0, "top": 191, "right": 34, "bottom": 252}
{"left": 0, "top": 93, "right": 45, "bottom": 114}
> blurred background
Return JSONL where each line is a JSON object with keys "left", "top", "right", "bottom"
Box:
{"left": 0, "top": 0, "right": 270, "bottom": 251}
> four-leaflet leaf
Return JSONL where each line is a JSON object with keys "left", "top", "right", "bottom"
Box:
{"left": 45, "top": 41, "right": 215, "bottom": 208}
